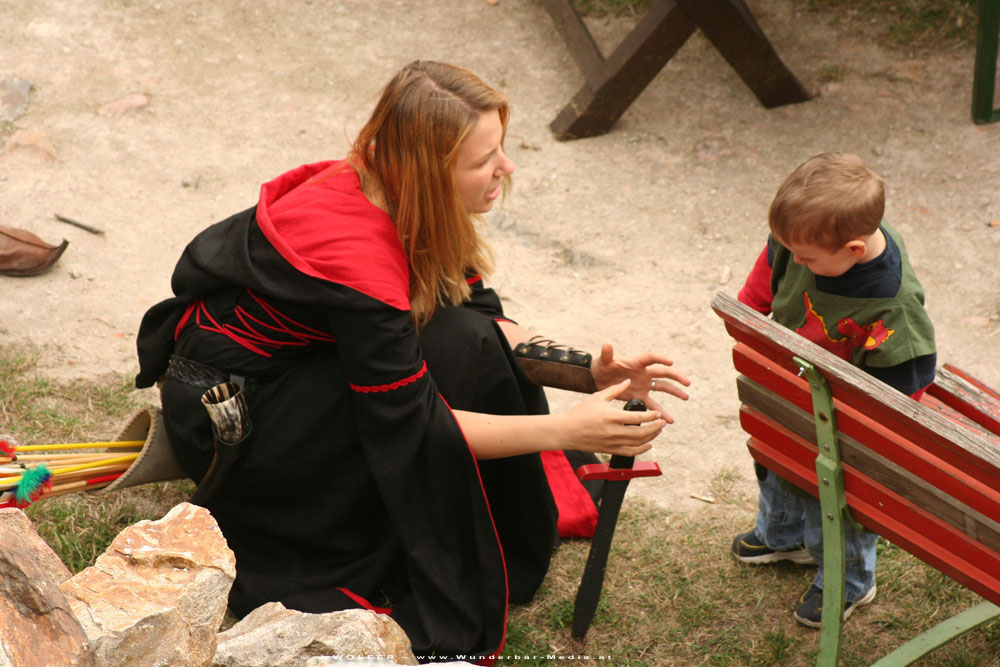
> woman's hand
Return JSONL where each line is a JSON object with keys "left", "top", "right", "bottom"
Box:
{"left": 453, "top": 380, "right": 669, "bottom": 460}
{"left": 591, "top": 343, "right": 691, "bottom": 418}
{"left": 556, "top": 380, "right": 665, "bottom": 457}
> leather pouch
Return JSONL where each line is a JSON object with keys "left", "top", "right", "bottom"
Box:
{"left": 0, "top": 225, "right": 68, "bottom": 277}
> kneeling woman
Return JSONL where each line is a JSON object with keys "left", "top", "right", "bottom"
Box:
{"left": 135, "top": 60, "right": 689, "bottom": 662}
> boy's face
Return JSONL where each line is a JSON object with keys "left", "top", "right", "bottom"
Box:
{"left": 778, "top": 237, "right": 862, "bottom": 277}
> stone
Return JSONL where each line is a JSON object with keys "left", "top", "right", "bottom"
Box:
{"left": 0, "top": 79, "right": 30, "bottom": 123}
{"left": 213, "top": 603, "right": 418, "bottom": 667}
{"left": 4, "top": 128, "right": 57, "bottom": 160}
{"left": 0, "top": 509, "right": 92, "bottom": 667}
{"left": 694, "top": 134, "right": 732, "bottom": 163}
{"left": 59, "top": 503, "right": 235, "bottom": 667}
{"left": 97, "top": 93, "right": 149, "bottom": 116}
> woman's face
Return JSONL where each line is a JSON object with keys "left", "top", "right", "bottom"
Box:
{"left": 454, "top": 109, "right": 515, "bottom": 214}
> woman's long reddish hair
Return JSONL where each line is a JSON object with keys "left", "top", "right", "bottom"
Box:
{"left": 350, "top": 61, "right": 510, "bottom": 326}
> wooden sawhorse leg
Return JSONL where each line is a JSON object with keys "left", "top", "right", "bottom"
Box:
{"left": 541, "top": 0, "right": 811, "bottom": 139}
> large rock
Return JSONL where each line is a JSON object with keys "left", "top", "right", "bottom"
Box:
{"left": 59, "top": 503, "right": 235, "bottom": 667}
{"left": 213, "top": 602, "right": 418, "bottom": 666}
{"left": 0, "top": 508, "right": 92, "bottom": 667}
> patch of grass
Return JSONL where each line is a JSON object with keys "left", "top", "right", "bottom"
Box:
{"left": 0, "top": 342, "right": 138, "bottom": 442}
{"left": 577, "top": 0, "right": 978, "bottom": 49}
{"left": 762, "top": 627, "right": 797, "bottom": 663}
{"left": 819, "top": 64, "right": 849, "bottom": 83}
{"left": 575, "top": 0, "right": 655, "bottom": 18}
{"left": 1, "top": 342, "right": 190, "bottom": 572}
{"left": 803, "top": 0, "right": 978, "bottom": 48}
{"left": 708, "top": 464, "right": 748, "bottom": 504}
{"left": 502, "top": 500, "right": 1000, "bottom": 665}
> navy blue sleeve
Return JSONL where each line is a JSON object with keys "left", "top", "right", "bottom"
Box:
{"left": 862, "top": 352, "right": 937, "bottom": 396}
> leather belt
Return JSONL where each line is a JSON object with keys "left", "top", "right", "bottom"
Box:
{"left": 163, "top": 355, "right": 256, "bottom": 393}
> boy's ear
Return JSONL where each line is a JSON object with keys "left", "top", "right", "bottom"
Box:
{"left": 844, "top": 239, "right": 867, "bottom": 258}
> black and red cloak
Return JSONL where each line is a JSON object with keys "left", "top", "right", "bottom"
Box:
{"left": 136, "top": 160, "right": 594, "bottom": 662}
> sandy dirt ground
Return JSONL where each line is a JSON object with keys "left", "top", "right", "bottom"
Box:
{"left": 2, "top": 0, "right": 999, "bottom": 515}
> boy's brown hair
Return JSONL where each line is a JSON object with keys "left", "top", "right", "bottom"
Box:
{"left": 768, "top": 152, "right": 885, "bottom": 250}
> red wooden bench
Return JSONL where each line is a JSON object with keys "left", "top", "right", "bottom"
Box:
{"left": 712, "top": 290, "right": 1000, "bottom": 665}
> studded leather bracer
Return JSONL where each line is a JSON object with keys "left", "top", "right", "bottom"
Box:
{"left": 513, "top": 336, "right": 597, "bottom": 394}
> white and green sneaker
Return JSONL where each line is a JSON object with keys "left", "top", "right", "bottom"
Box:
{"left": 731, "top": 530, "right": 816, "bottom": 565}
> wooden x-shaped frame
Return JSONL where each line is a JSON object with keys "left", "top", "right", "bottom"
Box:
{"left": 541, "top": 0, "right": 811, "bottom": 139}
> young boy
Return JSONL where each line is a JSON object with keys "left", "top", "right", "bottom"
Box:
{"left": 731, "top": 152, "right": 937, "bottom": 627}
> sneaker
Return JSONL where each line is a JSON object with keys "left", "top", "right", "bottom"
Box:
{"left": 731, "top": 530, "right": 816, "bottom": 565}
{"left": 793, "top": 583, "right": 877, "bottom": 628}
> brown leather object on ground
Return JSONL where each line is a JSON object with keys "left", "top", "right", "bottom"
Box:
{"left": 0, "top": 224, "right": 68, "bottom": 276}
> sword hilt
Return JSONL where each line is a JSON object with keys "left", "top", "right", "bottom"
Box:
{"left": 614, "top": 399, "right": 644, "bottom": 467}
{"left": 577, "top": 399, "right": 662, "bottom": 481}
{"left": 623, "top": 398, "right": 647, "bottom": 413}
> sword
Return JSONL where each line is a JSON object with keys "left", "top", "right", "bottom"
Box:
{"left": 572, "top": 398, "right": 662, "bottom": 639}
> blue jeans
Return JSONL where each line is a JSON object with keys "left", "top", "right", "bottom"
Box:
{"left": 754, "top": 466, "right": 877, "bottom": 602}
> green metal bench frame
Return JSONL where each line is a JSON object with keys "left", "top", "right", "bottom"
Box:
{"left": 973, "top": 0, "right": 1000, "bottom": 123}
{"left": 796, "top": 359, "right": 1000, "bottom": 666}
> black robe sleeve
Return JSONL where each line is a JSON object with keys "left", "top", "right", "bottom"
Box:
{"left": 323, "top": 298, "right": 508, "bottom": 659}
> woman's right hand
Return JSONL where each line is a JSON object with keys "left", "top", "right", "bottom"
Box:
{"left": 558, "top": 379, "right": 665, "bottom": 457}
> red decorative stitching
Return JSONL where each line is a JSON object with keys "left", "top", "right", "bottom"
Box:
{"left": 174, "top": 301, "right": 198, "bottom": 341}
{"left": 350, "top": 361, "right": 427, "bottom": 393}
{"left": 176, "top": 291, "right": 336, "bottom": 357}
{"left": 246, "top": 290, "right": 337, "bottom": 342}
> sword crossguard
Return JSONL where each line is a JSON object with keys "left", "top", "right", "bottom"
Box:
{"left": 576, "top": 460, "right": 662, "bottom": 481}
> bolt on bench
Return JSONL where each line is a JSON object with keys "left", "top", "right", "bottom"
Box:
{"left": 711, "top": 291, "right": 1000, "bottom": 666}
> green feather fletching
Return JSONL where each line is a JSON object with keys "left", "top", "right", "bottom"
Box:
{"left": 15, "top": 465, "right": 51, "bottom": 504}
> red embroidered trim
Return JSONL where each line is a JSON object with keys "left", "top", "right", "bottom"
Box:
{"left": 466, "top": 273, "right": 482, "bottom": 285}
{"left": 350, "top": 361, "right": 427, "bottom": 393}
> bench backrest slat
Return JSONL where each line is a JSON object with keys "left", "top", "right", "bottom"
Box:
{"left": 928, "top": 365, "right": 1000, "bottom": 438}
{"left": 733, "top": 343, "right": 1000, "bottom": 523}
{"left": 737, "top": 375, "right": 1000, "bottom": 555}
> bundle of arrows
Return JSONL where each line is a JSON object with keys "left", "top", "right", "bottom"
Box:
{"left": 0, "top": 439, "right": 143, "bottom": 508}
